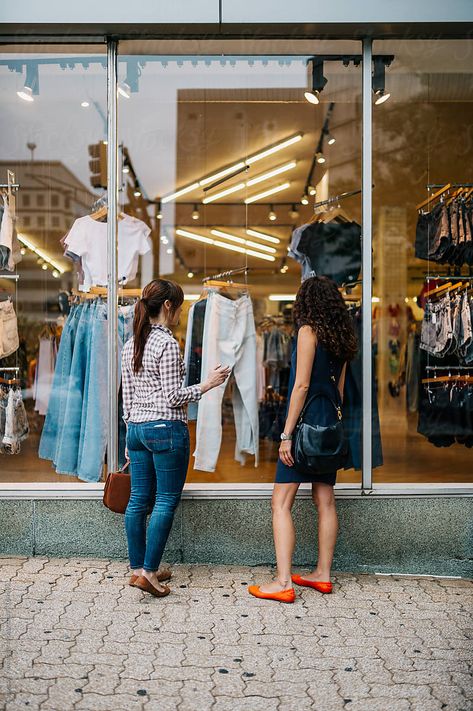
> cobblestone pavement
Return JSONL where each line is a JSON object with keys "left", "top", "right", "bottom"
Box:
{"left": 0, "top": 558, "right": 472, "bottom": 711}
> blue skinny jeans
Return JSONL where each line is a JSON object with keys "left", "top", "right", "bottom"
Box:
{"left": 125, "top": 419, "right": 190, "bottom": 572}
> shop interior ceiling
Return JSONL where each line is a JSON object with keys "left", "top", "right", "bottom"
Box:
{"left": 1, "top": 41, "right": 472, "bottom": 290}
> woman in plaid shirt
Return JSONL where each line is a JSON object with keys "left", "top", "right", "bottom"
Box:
{"left": 121, "top": 279, "right": 230, "bottom": 598}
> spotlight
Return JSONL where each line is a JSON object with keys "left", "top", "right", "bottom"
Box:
{"left": 133, "top": 186, "right": 141, "bottom": 197}
{"left": 301, "top": 194, "right": 309, "bottom": 206}
{"left": 268, "top": 205, "right": 277, "bottom": 222}
{"left": 187, "top": 271, "right": 194, "bottom": 279}
{"left": 122, "top": 164, "right": 130, "bottom": 174}
{"left": 37, "top": 257, "right": 44, "bottom": 265}
{"left": 308, "top": 185, "right": 316, "bottom": 196}
{"left": 166, "top": 248, "right": 173, "bottom": 255}
{"left": 17, "top": 62, "right": 39, "bottom": 102}
{"left": 327, "top": 133, "right": 336, "bottom": 145}
{"left": 316, "top": 152, "right": 326, "bottom": 164}
{"left": 20, "top": 248, "right": 26, "bottom": 256}
{"left": 373, "top": 56, "right": 392, "bottom": 105}
{"left": 52, "top": 270, "right": 60, "bottom": 278}
{"left": 191, "top": 204, "right": 200, "bottom": 221}
{"left": 42, "top": 263, "right": 48, "bottom": 271}
{"left": 117, "top": 82, "right": 131, "bottom": 99}
{"left": 289, "top": 204, "right": 299, "bottom": 220}
{"left": 304, "top": 58, "right": 327, "bottom": 105}
{"left": 81, "top": 101, "right": 90, "bottom": 108}
{"left": 156, "top": 201, "right": 163, "bottom": 220}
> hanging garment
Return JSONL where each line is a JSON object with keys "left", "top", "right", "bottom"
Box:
{"left": 183, "top": 298, "right": 207, "bottom": 421}
{"left": 415, "top": 196, "right": 473, "bottom": 266}
{"left": 1, "top": 387, "right": 29, "bottom": 454}
{"left": 0, "top": 299, "right": 19, "bottom": 359}
{"left": 289, "top": 219, "right": 362, "bottom": 285}
{"left": 34, "top": 337, "right": 57, "bottom": 416}
{"left": 63, "top": 214, "right": 152, "bottom": 291}
{"left": 194, "top": 291, "right": 259, "bottom": 472}
{"left": 0, "top": 204, "right": 22, "bottom": 272}
{"left": 39, "top": 300, "right": 134, "bottom": 482}
{"left": 421, "top": 290, "right": 473, "bottom": 363}
{"left": 405, "top": 330, "right": 421, "bottom": 413}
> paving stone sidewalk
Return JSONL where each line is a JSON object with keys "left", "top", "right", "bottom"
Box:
{"left": 0, "top": 557, "right": 472, "bottom": 711}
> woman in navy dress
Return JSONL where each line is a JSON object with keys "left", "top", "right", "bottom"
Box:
{"left": 249, "top": 276, "right": 358, "bottom": 603}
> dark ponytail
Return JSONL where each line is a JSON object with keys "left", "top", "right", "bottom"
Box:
{"left": 133, "top": 279, "right": 184, "bottom": 373}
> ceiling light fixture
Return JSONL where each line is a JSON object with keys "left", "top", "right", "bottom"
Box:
{"left": 316, "top": 152, "right": 326, "bottom": 164}
{"left": 17, "top": 234, "right": 65, "bottom": 274}
{"left": 134, "top": 188, "right": 141, "bottom": 197}
{"left": 373, "top": 56, "right": 392, "bottom": 105}
{"left": 304, "top": 58, "right": 327, "bottom": 105}
{"left": 191, "top": 204, "right": 200, "bottom": 220}
{"left": 301, "top": 194, "right": 309, "bottom": 206}
{"left": 246, "top": 161, "right": 297, "bottom": 187}
{"left": 308, "top": 184, "right": 316, "bottom": 196}
{"left": 187, "top": 271, "right": 194, "bottom": 278}
{"left": 81, "top": 101, "right": 90, "bottom": 108}
{"left": 160, "top": 134, "right": 302, "bottom": 204}
{"left": 244, "top": 182, "right": 290, "bottom": 205}
{"left": 245, "top": 229, "right": 280, "bottom": 245}
{"left": 268, "top": 294, "right": 296, "bottom": 301}
{"left": 327, "top": 133, "right": 336, "bottom": 145}
{"left": 176, "top": 228, "right": 275, "bottom": 262}
{"left": 210, "top": 229, "right": 276, "bottom": 254}
{"left": 202, "top": 182, "right": 246, "bottom": 204}
{"left": 268, "top": 205, "right": 277, "bottom": 222}
{"left": 289, "top": 204, "right": 300, "bottom": 220}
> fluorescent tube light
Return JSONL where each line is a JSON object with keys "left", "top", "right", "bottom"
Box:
{"left": 202, "top": 182, "right": 246, "bottom": 204}
{"left": 199, "top": 162, "right": 246, "bottom": 186}
{"left": 175, "top": 229, "right": 213, "bottom": 245}
{"left": 162, "top": 183, "right": 200, "bottom": 204}
{"left": 17, "top": 234, "right": 65, "bottom": 273}
{"left": 246, "top": 161, "right": 296, "bottom": 187}
{"left": 268, "top": 294, "right": 296, "bottom": 301}
{"left": 244, "top": 182, "right": 290, "bottom": 205}
{"left": 211, "top": 229, "right": 276, "bottom": 254}
{"left": 245, "top": 229, "right": 280, "bottom": 245}
{"left": 245, "top": 134, "right": 303, "bottom": 165}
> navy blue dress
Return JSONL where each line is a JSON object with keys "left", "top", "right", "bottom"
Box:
{"left": 275, "top": 339, "right": 344, "bottom": 485}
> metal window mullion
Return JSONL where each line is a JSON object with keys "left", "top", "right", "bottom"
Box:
{"left": 107, "top": 38, "right": 119, "bottom": 473}
{"left": 362, "top": 38, "right": 373, "bottom": 491}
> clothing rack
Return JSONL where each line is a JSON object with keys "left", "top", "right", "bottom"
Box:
{"left": 427, "top": 183, "right": 473, "bottom": 190}
{"left": 202, "top": 267, "right": 250, "bottom": 283}
{"left": 0, "top": 184, "right": 20, "bottom": 190}
{"left": 0, "top": 274, "right": 20, "bottom": 281}
{"left": 425, "top": 365, "right": 473, "bottom": 371}
{"left": 312, "top": 187, "right": 361, "bottom": 211}
{"left": 0, "top": 367, "right": 20, "bottom": 372}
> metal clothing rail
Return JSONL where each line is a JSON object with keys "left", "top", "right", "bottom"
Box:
{"left": 426, "top": 365, "right": 473, "bottom": 370}
{"left": 313, "top": 187, "right": 362, "bottom": 210}
{"left": 427, "top": 183, "right": 473, "bottom": 189}
{"left": 202, "top": 267, "right": 250, "bottom": 283}
{"left": 0, "top": 367, "right": 20, "bottom": 372}
{"left": 0, "top": 184, "right": 19, "bottom": 190}
{"left": 0, "top": 274, "right": 20, "bottom": 280}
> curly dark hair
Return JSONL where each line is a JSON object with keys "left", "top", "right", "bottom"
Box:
{"left": 293, "top": 276, "right": 358, "bottom": 362}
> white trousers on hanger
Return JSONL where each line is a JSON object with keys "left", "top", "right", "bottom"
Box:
{"left": 194, "top": 291, "right": 259, "bottom": 472}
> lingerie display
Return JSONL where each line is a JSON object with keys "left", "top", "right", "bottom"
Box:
{"left": 415, "top": 193, "right": 473, "bottom": 266}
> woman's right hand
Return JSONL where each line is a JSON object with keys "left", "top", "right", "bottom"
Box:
{"left": 201, "top": 364, "right": 231, "bottom": 393}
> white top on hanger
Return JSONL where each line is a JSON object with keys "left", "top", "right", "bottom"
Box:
{"left": 64, "top": 214, "right": 152, "bottom": 291}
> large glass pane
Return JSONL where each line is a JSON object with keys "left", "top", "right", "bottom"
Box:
{"left": 0, "top": 45, "right": 107, "bottom": 483}
{"left": 373, "top": 40, "right": 473, "bottom": 483}
{"left": 118, "top": 40, "right": 364, "bottom": 485}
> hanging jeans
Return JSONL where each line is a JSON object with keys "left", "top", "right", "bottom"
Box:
{"left": 194, "top": 291, "right": 259, "bottom": 472}
{"left": 125, "top": 419, "right": 190, "bottom": 571}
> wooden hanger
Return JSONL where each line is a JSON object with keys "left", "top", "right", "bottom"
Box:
{"left": 0, "top": 375, "right": 20, "bottom": 385}
{"left": 423, "top": 281, "right": 453, "bottom": 299}
{"left": 416, "top": 183, "right": 451, "bottom": 211}
{"left": 89, "top": 206, "right": 126, "bottom": 221}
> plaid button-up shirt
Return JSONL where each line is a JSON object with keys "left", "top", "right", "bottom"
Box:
{"left": 121, "top": 324, "right": 202, "bottom": 424}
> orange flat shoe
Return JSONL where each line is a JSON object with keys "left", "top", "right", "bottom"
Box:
{"left": 134, "top": 576, "right": 171, "bottom": 598}
{"left": 129, "top": 569, "right": 172, "bottom": 587}
{"left": 248, "top": 585, "right": 296, "bottom": 603}
{"left": 291, "top": 575, "right": 332, "bottom": 594}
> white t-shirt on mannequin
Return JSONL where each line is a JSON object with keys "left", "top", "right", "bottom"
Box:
{"left": 65, "top": 214, "right": 152, "bottom": 291}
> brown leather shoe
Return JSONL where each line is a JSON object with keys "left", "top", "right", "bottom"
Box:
{"left": 134, "top": 575, "right": 170, "bottom": 598}
{"left": 129, "top": 568, "right": 172, "bottom": 587}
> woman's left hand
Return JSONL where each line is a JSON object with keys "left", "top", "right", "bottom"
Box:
{"left": 279, "top": 439, "right": 294, "bottom": 467}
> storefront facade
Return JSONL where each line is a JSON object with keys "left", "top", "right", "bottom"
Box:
{"left": 0, "top": 2, "right": 472, "bottom": 575}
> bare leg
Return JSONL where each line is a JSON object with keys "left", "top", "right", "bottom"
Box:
{"left": 259, "top": 483, "right": 299, "bottom": 593}
{"left": 303, "top": 483, "right": 338, "bottom": 582}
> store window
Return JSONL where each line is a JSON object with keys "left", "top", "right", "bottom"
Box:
{"left": 0, "top": 44, "right": 107, "bottom": 484}
{"left": 118, "top": 40, "right": 363, "bottom": 485}
{"left": 372, "top": 40, "right": 473, "bottom": 484}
